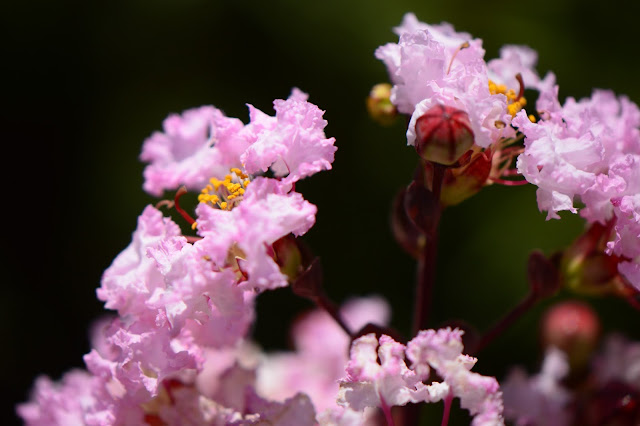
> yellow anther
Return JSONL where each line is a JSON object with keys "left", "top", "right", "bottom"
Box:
{"left": 191, "top": 222, "right": 198, "bottom": 230}
{"left": 199, "top": 168, "right": 251, "bottom": 211}
{"left": 528, "top": 114, "right": 537, "bottom": 123}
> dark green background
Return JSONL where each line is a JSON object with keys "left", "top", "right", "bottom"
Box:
{"left": 5, "top": 1, "right": 640, "bottom": 424}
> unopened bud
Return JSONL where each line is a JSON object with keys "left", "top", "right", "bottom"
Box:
{"left": 390, "top": 188, "right": 426, "bottom": 258}
{"left": 527, "top": 250, "right": 560, "bottom": 299}
{"left": 272, "top": 235, "right": 304, "bottom": 282}
{"left": 562, "top": 222, "right": 621, "bottom": 296}
{"left": 421, "top": 147, "right": 492, "bottom": 206}
{"left": 366, "top": 83, "right": 397, "bottom": 126}
{"left": 415, "top": 104, "right": 474, "bottom": 165}
{"left": 541, "top": 300, "right": 601, "bottom": 372}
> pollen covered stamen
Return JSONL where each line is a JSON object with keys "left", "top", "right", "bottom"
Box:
{"left": 198, "top": 168, "right": 251, "bottom": 211}
{"left": 489, "top": 77, "right": 527, "bottom": 117}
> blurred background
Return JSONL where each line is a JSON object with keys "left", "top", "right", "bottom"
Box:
{"left": 4, "top": 0, "right": 640, "bottom": 424}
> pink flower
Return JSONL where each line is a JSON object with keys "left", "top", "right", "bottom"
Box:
{"left": 241, "top": 89, "right": 337, "bottom": 186}
{"left": 140, "top": 89, "right": 337, "bottom": 196}
{"left": 255, "top": 296, "right": 390, "bottom": 414}
{"left": 97, "top": 205, "right": 255, "bottom": 348}
{"left": 195, "top": 177, "right": 317, "bottom": 292}
{"left": 83, "top": 316, "right": 200, "bottom": 401}
{"left": 147, "top": 241, "right": 255, "bottom": 348}
{"left": 377, "top": 13, "right": 549, "bottom": 150}
{"left": 592, "top": 333, "right": 640, "bottom": 387}
{"left": 501, "top": 347, "right": 572, "bottom": 426}
{"left": 140, "top": 106, "right": 249, "bottom": 197}
{"left": 17, "top": 370, "right": 100, "bottom": 426}
{"left": 338, "top": 328, "right": 504, "bottom": 425}
{"left": 515, "top": 89, "right": 640, "bottom": 287}
{"left": 97, "top": 205, "right": 184, "bottom": 317}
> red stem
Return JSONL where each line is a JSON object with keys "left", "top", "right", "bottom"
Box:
{"left": 412, "top": 164, "right": 444, "bottom": 335}
{"left": 315, "top": 293, "right": 353, "bottom": 338}
{"left": 380, "top": 397, "right": 396, "bottom": 426}
{"left": 475, "top": 292, "right": 538, "bottom": 354}
{"left": 441, "top": 393, "right": 454, "bottom": 426}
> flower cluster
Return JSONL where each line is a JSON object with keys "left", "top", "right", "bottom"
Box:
{"left": 338, "top": 329, "right": 503, "bottom": 426}
{"left": 19, "top": 11, "right": 640, "bottom": 426}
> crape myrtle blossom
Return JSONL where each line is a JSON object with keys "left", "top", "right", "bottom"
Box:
{"left": 255, "top": 296, "right": 391, "bottom": 423}
{"left": 500, "top": 333, "right": 640, "bottom": 425}
{"left": 591, "top": 333, "right": 640, "bottom": 390}
{"left": 195, "top": 177, "right": 317, "bottom": 292}
{"left": 501, "top": 347, "right": 572, "bottom": 426}
{"left": 375, "top": 13, "right": 551, "bottom": 149}
{"left": 140, "top": 88, "right": 336, "bottom": 196}
{"left": 338, "top": 328, "right": 504, "bottom": 425}
{"left": 17, "top": 298, "right": 389, "bottom": 425}
{"left": 513, "top": 88, "right": 640, "bottom": 289}
{"left": 19, "top": 89, "right": 340, "bottom": 425}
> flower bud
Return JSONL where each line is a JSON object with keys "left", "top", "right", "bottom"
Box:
{"left": 421, "top": 147, "right": 492, "bottom": 206}
{"left": 390, "top": 188, "right": 426, "bottom": 259}
{"left": 414, "top": 104, "right": 474, "bottom": 165}
{"left": 272, "top": 235, "right": 305, "bottom": 283}
{"left": 527, "top": 250, "right": 561, "bottom": 299}
{"left": 366, "top": 83, "right": 397, "bottom": 126}
{"left": 541, "top": 300, "right": 601, "bottom": 372}
{"left": 561, "top": 222, "right": 622, "bottom": 296}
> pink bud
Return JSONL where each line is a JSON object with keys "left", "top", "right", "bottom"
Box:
{"left": 414, "top": 104, "right": 474, "bottom": 165}
{"left": 541, "top": 300, "right": 601, "bottom": 371}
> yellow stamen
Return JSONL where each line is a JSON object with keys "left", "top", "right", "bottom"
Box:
{"left": 489, "top": 79, "right": 527, "bottom": 117}
{"left": 199, "top": 168, "right": 252, "bottom": 210}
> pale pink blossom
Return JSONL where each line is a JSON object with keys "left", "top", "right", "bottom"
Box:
{"left": 377, "top": 13, "right": 548, "bottom": 150}
{"left": 140, "top": 89, "right": 337, "bottom": 196}
{"left": 515, "top": 89, "right": 640, "bottom": 287}
{"left": 487, "top": 45, "right": 549, "bottom": 92}
{"left": 256, "top": 296, "right": 390, "bottom": 413}
{"left": 83, "top": 316, "right": 200, "bottom": 402}
{"left": 97, "top": 205, "right": 184, "bottom": 317}
{"left": 147, "top": 240, "right": 255, "bottom": 347}
{"left": 338, "top": 328, "right": 504, "bottom": 425}
{"left": 17, "top": 370, "right": 99, "bottom": 426}
{"left": 140, "top": 106, "right": 249, "bottom": 197}
{"left": 241, "top": 89, "right": 337, "bottom": 186}
{"left": 195, "top": 177, "right": 317, "bottom": 292}
{"left": 592, "top": 333, "right": 640, "bottom": 388}
{"left": 501, "top": 347, "right": 572, "bottom": 426}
